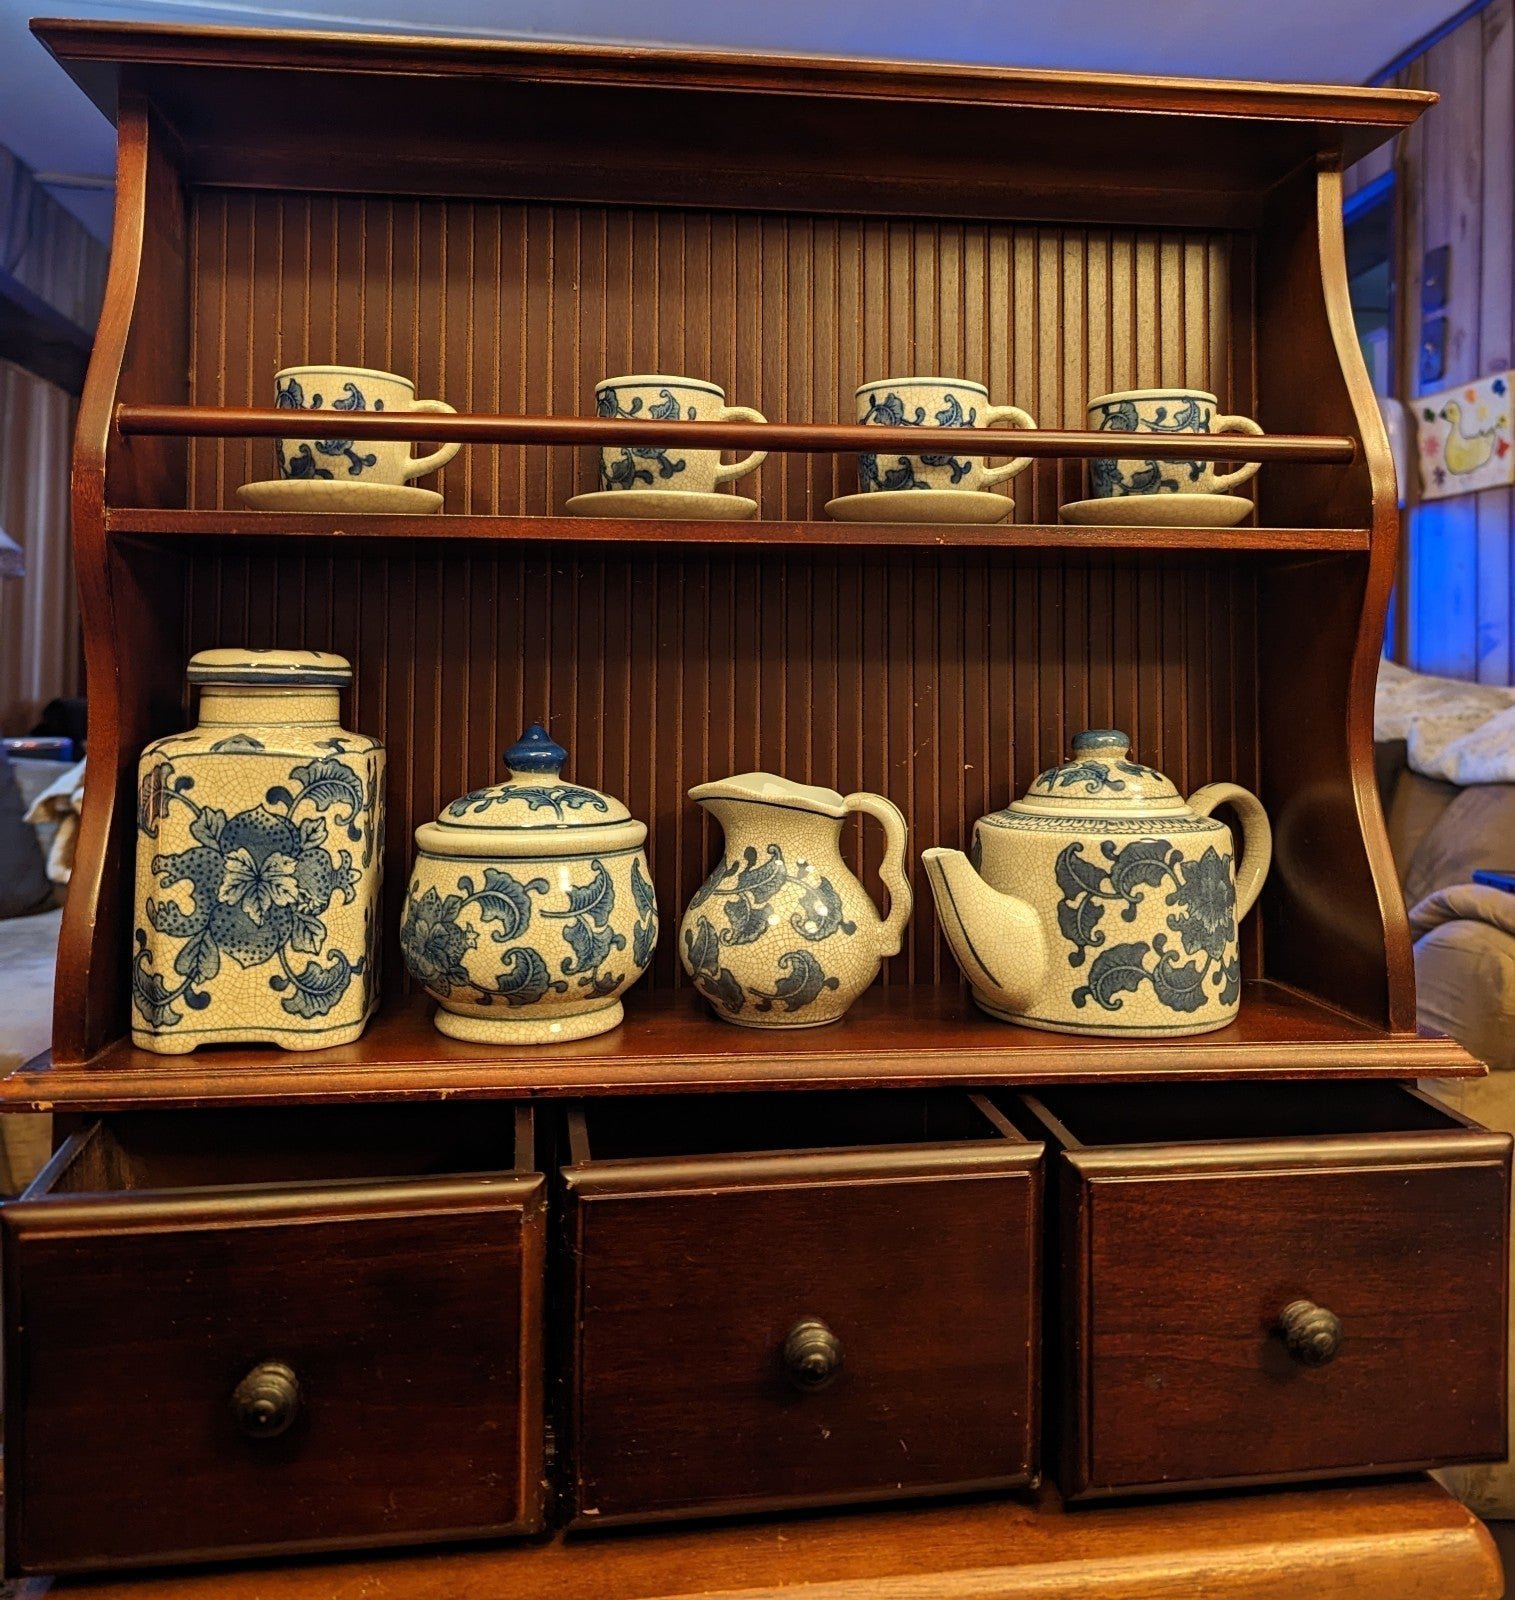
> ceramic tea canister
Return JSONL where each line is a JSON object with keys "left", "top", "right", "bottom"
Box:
{"left": 679, "top": 773, "right": 911, "bottom": 1027}
{"left": 132, "top": 649, "right": 384, "bottom": 1054}
{"left": 402, "top": 725, "right": 657, "bottom": 1044}
{"left": 922, "top": 731, "right": 1271, "bottom": 1037}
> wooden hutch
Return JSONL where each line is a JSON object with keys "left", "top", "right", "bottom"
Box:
{"left": 0, "top": 19, "right": 1508, "bottom": 1597}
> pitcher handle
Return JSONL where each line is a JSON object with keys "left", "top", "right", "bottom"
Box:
{"left": 842, "top": 790, "right": 913, "bottom": 957}
{"left": 1186, "top": 781, "right": 1272, "bottom": 921}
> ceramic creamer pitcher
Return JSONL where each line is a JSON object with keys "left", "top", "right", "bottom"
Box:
{"left": 679, "top": 774, "right": 911, "bottom": 1027}
{"left": 922, "top": 730, "right": 1270, "bottom": 1037}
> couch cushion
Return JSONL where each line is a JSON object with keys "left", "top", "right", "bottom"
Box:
{"left": 1412, "top": 913, "right": 1515, "bottom": 1073}
{"left": 1403, "top": 783, "right": 1515, "bottom": 907}
{"left": 0, "top": 749, "right": 53, "bottom": 919}
{"left": 1387, "top": 768, "right": 1462, "bottom": 887}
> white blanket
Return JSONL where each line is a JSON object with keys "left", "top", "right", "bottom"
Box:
{"left": 23, "top": 757, "right": 85, "bottom": 885}
{"left": 1376, "top": 660, "right": 1515, "bottom": 784}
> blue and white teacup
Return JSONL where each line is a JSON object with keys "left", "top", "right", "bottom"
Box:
{"left": 595, "top": 374, "right": 767, "bottom": 493}
{"left": 274, "top": 365, "right": 460, "bottom": 485}
{"left": 855, "top": 377, "right": 1037, "bottom": 494}
{"left": 1088, "top": 387, "right": 1263, "bottom": 498}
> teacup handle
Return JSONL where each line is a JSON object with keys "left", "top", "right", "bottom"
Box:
{"left": 841, "top": 790, "right": 913, "bottom": 958}
{"left": 979, "top": 405, "right": 1038, "bottom": 486}
{"left": 403, "top": 400, "right": 462, "bottom": 481}
{"left": 1186, "top": 780, "right": 1272, "bottom": 921}
{"left": 712, "top": 405, "right": 768, "bottom": 484}
{"left": 1210, "top": 415, "right": 1264, "bottom": 495}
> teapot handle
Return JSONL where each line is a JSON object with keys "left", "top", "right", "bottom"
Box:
{"left": 1186, "top": 781, "right": 1272, "bottom": 921}
{"left": 842, "top": 791, "right": 913, "bottom": 958}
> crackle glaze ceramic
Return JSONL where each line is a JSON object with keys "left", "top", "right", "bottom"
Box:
{"left": 132, "top": 649, "right": 384, "bottom": 1054}
{"left": 274, "top": 364, "right": 459, "bottom": 485}
{"left": 855, "top": 376, "right": 1037, "bottom": 494}
{"left": 680, "top": 774, "right": 911, "bottom": 1028}
{"left": 1087, "top": 387, "right": 1263, "bottom": 499}
{"left": 594, "top": 374, "right": 767, "bottom": 494}
{"left": 922, "top": 730, "right": 1271, "bottom": 1037}
{"left": 402, "top": 725, "right": 656, "bottom": 1044}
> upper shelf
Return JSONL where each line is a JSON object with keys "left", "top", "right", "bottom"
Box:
{"left": 106, "top": 509, "right": 1371, "bottom": 553}
{"left": 6, "top": 983, "right": 1482, "bottom": 1113}
{"left": 35, "top": 19, "right": 1433, "bottom": 226}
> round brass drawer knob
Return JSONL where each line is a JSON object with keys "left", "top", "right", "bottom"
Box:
{"left": 233, "top": 1360, "right": 301, "bottom": 1439}
{"left": 1279, "top": 1299, "right": 1342, "bottom": 1367}
{"left": 783, "top": 1319, "right": 844, "bottom": 1392}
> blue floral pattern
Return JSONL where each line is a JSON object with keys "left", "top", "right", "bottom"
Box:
{"left": 1090, "top": 394, "right": 1213, "bottom": 498}
{"left": 682, "top": 843, "right": 855, "bottom": 1016}
{"left": 859, "top": 388, "right": 976, "bottom": 489}
{"left": 400, "top": 868, "right": 567, "bottom": 1007}
{"left": 132, "top": 753, "right": 374, "bottom": 1029}
{"left": 445, "top": 783, "right": 610, "bottom": 821}
{"left": 1033, "top": 757, "right": 1164, "bottom": 795}
{"left": 596, "top": 385, "right": 696, "bottom": 488}
{"left": 1055, "top": 837, "right": 1240, "bottom": 1015}
{"left": 275, "top": 375, "right": 383, "bottom": 479}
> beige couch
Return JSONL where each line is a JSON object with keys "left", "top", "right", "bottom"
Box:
{"left": 1378, "top": 742, "right": 1515, "bottom": 1514}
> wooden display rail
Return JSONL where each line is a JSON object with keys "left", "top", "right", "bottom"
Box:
{"left": 12, "top": 1479, "right": 1502, "bottom": 1600}
{"left": 105, "top": 508, "right": 1373, "bottom": 550}
{"left": 116, "top": 404, "right": 1359, "bottom": 463}
{"left": 9, "top": 981, "right": 1481, "bottom": 1112}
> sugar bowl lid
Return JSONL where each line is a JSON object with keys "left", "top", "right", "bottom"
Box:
{"left": 187, "top": 648, "right": 352, "bottom": 687}
{"left": 415, "top": 724, "right": 645, "bottom": 859}
{"left": 1011, "top": 729, "right": 1186, "bottom": 817}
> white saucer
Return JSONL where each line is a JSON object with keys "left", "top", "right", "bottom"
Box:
{"left": 236, "top": 480, "right": 444, "bottom": 515}
{"left": 1060, "top": 494, "right": 1253, "bottom": 529}
{"left": 565, "top": 490, "right": 758, "bottom": 521}
{"left": 825, "top": 490, "right": 1013, "bottom": 525}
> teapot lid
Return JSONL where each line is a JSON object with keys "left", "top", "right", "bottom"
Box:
{"left": 414, "top": 723, "right": 645, "bottom": 859}
{"left": 1012, "top": 730, "right": 1186, "bottom": 817}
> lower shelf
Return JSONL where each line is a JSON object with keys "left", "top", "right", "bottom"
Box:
{"left": 7, "top": 980, "right": 1481, "bottom": 1110}
{"left": 20, "top": 1479, "right": 1503, "bottom": 1600}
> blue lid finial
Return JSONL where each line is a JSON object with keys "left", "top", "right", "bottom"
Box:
{"left": 504, "top": 723, "right": 567, "bottom": 777}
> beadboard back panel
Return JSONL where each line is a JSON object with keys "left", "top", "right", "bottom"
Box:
{"left": 184, "top": 191, "right": 1250, "bottom": 524}
{"left": 177, "top": 540, "right": 1262, "bottom": 990}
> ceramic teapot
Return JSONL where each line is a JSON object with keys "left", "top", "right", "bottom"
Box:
{"left": 401, "top": 724, "right": 657, "bottom": 1044}
{"left": 921, "top": 730, "right": 1270, "bottom": 1037}
{"left": 679, "top": 773, "right": 911, "bottom": 1027}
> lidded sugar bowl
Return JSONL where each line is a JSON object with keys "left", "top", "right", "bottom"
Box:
{"left": 402, "top": 725, "right": 657, "bottom": 1043}
{"left": 922, "top": 730, "right": 1271, "bottom": 1037}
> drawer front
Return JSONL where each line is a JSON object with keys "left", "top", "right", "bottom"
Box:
{"left": 3, "top": 1178, "right": 545, "bottom": 1572}
{"left": 1064, "top": 1148, "right": 1509, "bottom": 1497}
{"left": 568, "top": 1158, "right": 1039, "bottom": 1524}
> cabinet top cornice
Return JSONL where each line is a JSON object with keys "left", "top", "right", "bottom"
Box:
{"left": 34, "top": 17, "right": 1431, "bottom": 165}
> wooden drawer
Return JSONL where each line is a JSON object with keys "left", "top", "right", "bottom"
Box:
{"left": 1, "top": 1105, "right": 545, "bottom": 1573}
{"left": 1012, "top": 1083, "right": 1510, "bottom": 1500}
{"left": 560, "top": 1091, "right": 1042, "bottom": 1525}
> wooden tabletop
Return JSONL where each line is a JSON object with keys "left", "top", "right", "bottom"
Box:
{"left": 17, "top": 1478, "right": 1502, "bottom": 1599}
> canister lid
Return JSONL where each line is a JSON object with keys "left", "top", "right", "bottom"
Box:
{"left": 187, "top": 648, "right": 352, "bottom": 688}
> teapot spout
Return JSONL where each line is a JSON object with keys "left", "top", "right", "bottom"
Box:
{"left": 921, "top": 847, "right": 1046, "bottom": 1019}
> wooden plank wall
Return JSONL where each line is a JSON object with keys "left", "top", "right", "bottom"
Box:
{"left": 1349, "top": 0, "right": 1515, "bottom": 683}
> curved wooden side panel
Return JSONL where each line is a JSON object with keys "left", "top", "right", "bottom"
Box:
{"left": 56, "top": 94, "right": 189, "bottom": 1064}
{"left": 1315, "top": 161, "right": 1417, "bottom": 1032}
{"left": 1253, "top": 161, "right": 1412, "bottom": 1032}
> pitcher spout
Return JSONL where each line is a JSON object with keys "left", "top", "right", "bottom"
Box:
{"left": 921, "top": 847, "right": 1046, "bottom": 1019}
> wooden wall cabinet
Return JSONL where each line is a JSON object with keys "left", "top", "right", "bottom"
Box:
{"left": 2, "top": 19, "right": 1506, "bottom": 1599}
